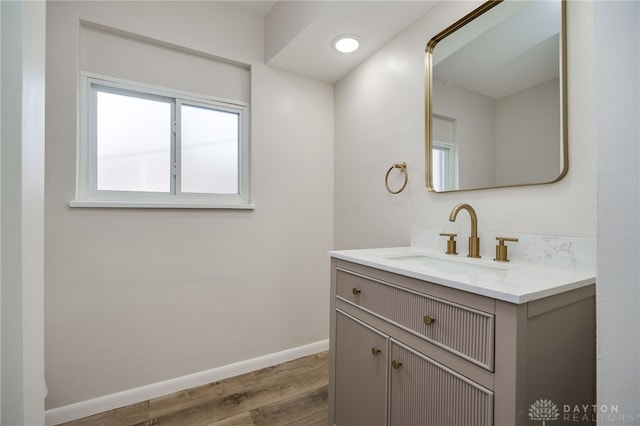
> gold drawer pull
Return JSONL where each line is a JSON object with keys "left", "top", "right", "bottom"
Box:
{"left": 371, "top": 347, "right": 381, "bottom": 356}
{"left": 391, "top": 360, "right": 403, "bottom": 369}
{"left": 423, "top": 315, "right": 436, "bottom": 325}
{"left": 352, "top": 288, "right": 361, "bottom": 295}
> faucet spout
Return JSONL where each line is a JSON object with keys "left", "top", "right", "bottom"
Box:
{"left": 449, "top": 203, "right": 480, "bottom": 258}
{"left": 449, "top": 203, "right": 478, "bottom": 237}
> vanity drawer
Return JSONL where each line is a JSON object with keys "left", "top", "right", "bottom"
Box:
{"left": 336, "top": 267, "right": 495, "bottom": 370}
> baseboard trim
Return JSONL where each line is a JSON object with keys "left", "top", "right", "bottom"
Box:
{"left": 45, "top": 339, "right": 329, "bottom": 426}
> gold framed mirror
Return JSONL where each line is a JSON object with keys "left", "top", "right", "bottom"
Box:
{"left": 425, "top": 0, "right": 567, "bottom": 192}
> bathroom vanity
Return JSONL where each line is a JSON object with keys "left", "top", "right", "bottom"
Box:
{"left": 328, "top": 236, "right": 596, "bottom": 426}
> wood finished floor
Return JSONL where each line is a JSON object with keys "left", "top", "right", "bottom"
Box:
{"left": 59, "top": 352, "right": 328, "bottom": 426}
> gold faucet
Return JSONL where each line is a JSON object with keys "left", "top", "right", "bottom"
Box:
{"left": 448, "top": 203, "right": 481, "bottom": 258}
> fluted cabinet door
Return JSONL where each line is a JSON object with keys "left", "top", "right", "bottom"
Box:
{"left": 389, "top": 340, "right": 493, "bottom": 426}
{"left": 334, "top": 311, "right": 387, "bottom": 426}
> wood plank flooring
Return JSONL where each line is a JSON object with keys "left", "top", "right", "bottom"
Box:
{"left": 58, "top": 352, "right": 328, "bottom": 426}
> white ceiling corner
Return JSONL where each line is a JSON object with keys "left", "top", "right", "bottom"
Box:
{"left": 262, "top": 1, "right": 438, "bottom": 83}
{"left": 232, "top": 1, "right": 278, "bottom": 17}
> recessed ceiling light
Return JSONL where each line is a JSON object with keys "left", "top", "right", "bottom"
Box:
{"left": 333, "top": 35, "right": 360, "bottom": 53}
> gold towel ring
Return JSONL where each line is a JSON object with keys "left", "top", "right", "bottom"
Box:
{"left": 385, "top": 162, "right": 408, "bottom": 194}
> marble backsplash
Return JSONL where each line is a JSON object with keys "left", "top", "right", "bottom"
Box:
{"left": 410, "top": 228, "right": 596, "bottom": 271}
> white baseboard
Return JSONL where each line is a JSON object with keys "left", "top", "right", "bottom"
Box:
{"left": 45, "top": 339, "right": 329, "bottom": 426}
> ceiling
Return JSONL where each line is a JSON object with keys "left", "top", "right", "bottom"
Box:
{"left": 233, "top": 0, "right": 278, "bottom": 17}
{"left": 432, "top": 0, "right": 561, "bottom": 99}
{"left": 230, "top": 1, "right": 439, "bottom": 83}
{"left": 230, "top": 0, "right": 559, "bottom": 91}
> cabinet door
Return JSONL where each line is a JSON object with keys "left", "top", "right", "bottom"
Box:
{"left": 334, "top": 310, "right": 387, "bottom": 426}
{"left": 389, "top": 339, "right": 493, "bottom": 426}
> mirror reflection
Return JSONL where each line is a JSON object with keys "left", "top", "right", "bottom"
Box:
{"left": 426, "top": 0, "right": 567, "bottom": 192}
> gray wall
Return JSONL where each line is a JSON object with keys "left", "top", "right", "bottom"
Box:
{"left": 45, "top": 1, "right": 333, "bottom": 409}
{"left": 334, "top": 1, "right": 596, "bottom": 251}
{"left": 432, "top": 77, "right": 496, "bottom": 189}
{"left": 595, "top": 1, "right": 640, "bottom": 421}
{"left": 495, "top": 78, "right": 560, "bottom": 186}
{"left": 1, "top": 1, "right": 46, "bottom": 424}
{"left": 39, "top": 0, "right": 640, "bottom": 419}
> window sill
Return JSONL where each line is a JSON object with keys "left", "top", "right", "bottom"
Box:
{"left": 69, "top": 199, "right": 255, "bottom": 210}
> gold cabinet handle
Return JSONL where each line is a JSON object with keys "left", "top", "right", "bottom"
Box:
{"left": 391, "top": 360, "right": 403, "bottom": 369}
{"left": 423, "top": 315, "right": 436, "bottom": 325}
{"left": 371, "top": 347, "right": 381, "bottom": 356}
{"left": 352, "top": 288, "right": 361, "bottom": 295}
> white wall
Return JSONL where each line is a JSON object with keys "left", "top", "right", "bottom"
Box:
{"left": 45, "top": 1, "right": 333, "bottom": 410}
{"left": 1, "top": 0, "right": 46, "bottom": 423}
{"left": 433, "top": 76, "right": 559, "bottom": 189}
{"left": 595, "top": 1, "right": 640, "bottom": 421}
{"left": 433, "top": 77, "right": 496, "bottom": 188}
{"left": 334, "top": 0, "right": 596, "bottom": 251}
{"left": 495, "top": 78, "right": 560, "bottom": 186}
{"left": 79, "top": 25, "right": 251, "bottom": 103}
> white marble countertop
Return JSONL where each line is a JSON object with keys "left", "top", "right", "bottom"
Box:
{"left": 329, "top": 246, "right": 596, "bottom": 304}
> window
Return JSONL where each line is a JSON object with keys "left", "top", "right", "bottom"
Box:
{"left": 432, "top": 142, "right": 457, "bottom": 192}
{"left": 431, "top": 115, "right": 458, "bottom": 191}
{"left": 72, "top": 75, "right": 251, "bottom": 208}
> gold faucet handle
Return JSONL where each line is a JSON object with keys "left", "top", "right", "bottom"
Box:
{"left": 439, "top": 233, "right": 458, "bottom": 255}
{"left": 494, "top": 237, "right": 519, "bottom": 262}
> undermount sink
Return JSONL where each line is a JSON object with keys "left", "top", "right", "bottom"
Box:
{"left": 383, "top": 253, "right": 508, "bottom": 273}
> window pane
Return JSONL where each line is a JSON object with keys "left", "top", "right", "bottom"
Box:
{"left": 180, "top": 104, "right": 239, "bottom": 194}
{"left": 432, "top": 146, "right": 448, "bottom": 192}
{"left": 96, "top": 91, "right": 171, "bottom": 192}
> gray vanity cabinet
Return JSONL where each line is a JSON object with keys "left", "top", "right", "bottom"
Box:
{"left": 334, "top": 311, "right": 387, "bottom": 426}
{"left": 329, "top": 258, "right": 596, "bottom": 426}
{"left": 334, "top": 310, "right": 493, "bottom": 426}
{"left": 388, "top": 339, "right": 493, "bottom": 426}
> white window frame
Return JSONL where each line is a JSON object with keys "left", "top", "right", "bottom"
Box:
{"left": 432, "top": 141, "right": 459, "bottom": 191}
{"left": 71, "top": 73, "right": 252, "bottom": 209}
